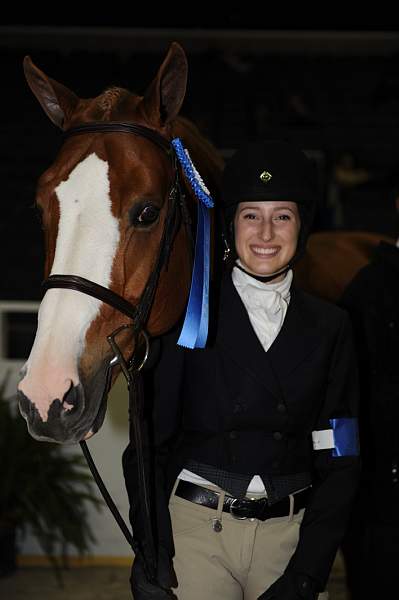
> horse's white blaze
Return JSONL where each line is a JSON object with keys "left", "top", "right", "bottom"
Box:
{"left": 19, "top": 153, "right": 120, "bottom": 421}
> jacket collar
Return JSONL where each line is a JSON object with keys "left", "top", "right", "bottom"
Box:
{"left": 216, "top": 272, "right": 322, "bottom": 401}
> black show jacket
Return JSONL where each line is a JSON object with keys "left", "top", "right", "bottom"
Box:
{"left": 123, "top": 272, "right": 360, "bottom": 591}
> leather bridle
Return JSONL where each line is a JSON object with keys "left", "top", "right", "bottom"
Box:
{"left": 46, "top": 121, "right": 184, "bottom": 333}
{"left": 42, "top": 121, "right": 191, "bottom": 583}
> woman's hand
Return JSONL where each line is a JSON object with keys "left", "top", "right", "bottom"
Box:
{"left": 130, "top": 553, "right": 178, "bottom": 599}
{"left": 257, "top": 571, "right": 319, "bottom": 600}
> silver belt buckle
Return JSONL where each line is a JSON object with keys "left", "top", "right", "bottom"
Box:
{"left": 229, "top": 498, "right": 249, "bottom": 520}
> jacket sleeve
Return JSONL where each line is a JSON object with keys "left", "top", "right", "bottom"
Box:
{"left": 286, "top": 311, "right": 361, "bottom": 590}
{"left": 122, "top": 324, "right": 185, "bottom": 570}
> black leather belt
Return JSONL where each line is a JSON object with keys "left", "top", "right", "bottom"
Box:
{"left": 175, "top": 480, "right": 311, "bottom": 520}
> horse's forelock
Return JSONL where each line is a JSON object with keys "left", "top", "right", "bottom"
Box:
{"left": 96, "top": 87, "right": 135, "bottom": 119}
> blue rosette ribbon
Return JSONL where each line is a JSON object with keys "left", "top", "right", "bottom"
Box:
{"left": 171, "top": 138, "right": 214, "bottom": 349}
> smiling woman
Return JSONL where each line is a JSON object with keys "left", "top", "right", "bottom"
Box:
{"left": 126, "top": 140, "right": 361, "bottom": 599}
{"left": 234, "top": 201, "right": 301, "bottom": 280}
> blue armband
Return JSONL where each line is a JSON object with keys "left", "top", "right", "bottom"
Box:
{"left": 330, "top": 417, "right": 359, "bottom": 457}
{"left": 312, "top": 417, "right": 359, "bottom": 457}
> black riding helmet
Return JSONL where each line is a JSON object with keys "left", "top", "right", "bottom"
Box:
{"left": 220, "top": 140, "right": 319, "bottom": 278}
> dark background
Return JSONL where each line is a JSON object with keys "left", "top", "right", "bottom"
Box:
{"left": 2, "top": 20, "right": 399, "bottom": 300}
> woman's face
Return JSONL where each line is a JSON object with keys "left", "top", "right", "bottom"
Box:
{"left": 234, "top": 200, "right": 301, "bottom": 280}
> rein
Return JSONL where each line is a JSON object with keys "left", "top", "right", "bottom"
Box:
{"left": 42, "top": 121, "right": 190, "bottom": 583}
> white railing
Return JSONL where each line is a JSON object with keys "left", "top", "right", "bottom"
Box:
{"left": 0, "top": 300, "right": 40, "bottom": 397}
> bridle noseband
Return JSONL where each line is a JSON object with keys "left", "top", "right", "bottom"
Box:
{"left": 41, "top": 121, "right": 191, "bottom": 582}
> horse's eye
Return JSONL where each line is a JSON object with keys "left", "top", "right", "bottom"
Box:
{"left": 130, "top": 204, "right": 160, "bottom": 227}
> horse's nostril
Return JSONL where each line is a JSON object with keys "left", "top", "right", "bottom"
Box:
{"left": 18, "top": 391, "right": 33, "bottom": 420}
{"left": 62, "top": 381, "right": 79, "bottom": 411}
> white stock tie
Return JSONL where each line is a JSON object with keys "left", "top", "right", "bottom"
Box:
{"left": 232, "top": 262, "right": 293, "bottom": 352}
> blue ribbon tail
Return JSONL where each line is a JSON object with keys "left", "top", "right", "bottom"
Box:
{"left": 177, "top": 203, "right": 209, "bottom": 349}
{"left": 195, "top": 202, "right": 211, "bottom": 347}
{"left": 330, "top": 418, "right": 360, "bottom": 457}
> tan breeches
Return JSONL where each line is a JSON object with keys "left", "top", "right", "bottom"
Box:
{"left": 169, "top": 479, "right": 329, "bottom": 600}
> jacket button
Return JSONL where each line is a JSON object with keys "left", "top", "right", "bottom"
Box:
{"left": 273, "top": 431, "right": 283, "bottom": 441}
{"left": 229, "top": 430, "right": 238, "bottom": 440}
{"left": 301, "top": 580, "right": 309, "bottom": 590}
{"left": 277, "top": 403, "right": 287, "bottom": 413}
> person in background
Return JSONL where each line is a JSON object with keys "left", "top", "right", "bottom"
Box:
{"left": 339, "top": 189, "right": 399, "bottom": 599}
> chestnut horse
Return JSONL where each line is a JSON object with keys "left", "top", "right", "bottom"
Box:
{"left": 17, "top": 42, "right": 223, "bottom": 444}
{"left": 17, "top": 40, "right": 392, "bottom": 448}
{"left": 295, "top": 229, "right": 394, "bottom": 301}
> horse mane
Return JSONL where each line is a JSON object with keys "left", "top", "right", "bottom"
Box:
{"left": 90, "top": 88, "right": 225, "bottom": 186}
{"left": 87, "top": 88, "right": 224, "bottom": 201}
{"left": 172, "top": 115, "right": 224, "bottom": 200}
{"left": 96, "top": 87, "right": 132, "bottom": 119}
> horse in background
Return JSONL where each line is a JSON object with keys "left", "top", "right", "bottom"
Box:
{"left": 295, "top": 230, "right": 394, "bottom": 302}
{"left": 17, "top": 42, "right": 223, "bottom": 444}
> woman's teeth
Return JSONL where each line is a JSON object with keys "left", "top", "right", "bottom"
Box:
{"left": 252, "top": 247, "right": 279, "bottom": 256}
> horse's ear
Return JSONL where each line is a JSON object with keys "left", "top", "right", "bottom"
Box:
{"left": 141, "top": 42, "right": 188, "bottom": 127}
{"left": 23, "top": 56, "right": 79, "bottom": 129}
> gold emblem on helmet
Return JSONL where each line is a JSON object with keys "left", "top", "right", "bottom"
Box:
{"left": 260, "top": 170, "right": 272, "bottom": 183}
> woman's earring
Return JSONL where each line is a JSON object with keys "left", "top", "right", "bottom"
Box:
{"left": 222, "top": 236, "right": 231, "bottom": 262}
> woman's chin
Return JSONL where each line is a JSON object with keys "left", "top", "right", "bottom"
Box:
{"left": 243, "top": 260, "right": 282, "bottom": 277}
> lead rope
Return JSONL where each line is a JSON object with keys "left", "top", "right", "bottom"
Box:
{"left": 80, "top": 437, "right": 137, "bottom": 552}
{"left": 79, "top": 356, "right": 157, "bottom": 581}
{"left": 128, "top": 365, "right": 158, "bottom": 580}
{"left": 78, "top": 355, "right": 141, "bottom": 553}
{"left": 78, "top": 336, "right": 158, "bottom": 582}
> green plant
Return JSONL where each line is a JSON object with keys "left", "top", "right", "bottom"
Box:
{"left": 0, "top": 376, "right": 102, "bottom": 580}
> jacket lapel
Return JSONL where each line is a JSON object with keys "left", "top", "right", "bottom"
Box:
{"left": 216, "top": 273, "right": 322, "bottom": 401}
{"left": 267, "top": 285, "right": 322, "bottom": 379}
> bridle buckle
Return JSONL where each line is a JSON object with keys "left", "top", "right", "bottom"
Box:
{"left": 107, "top": 325, "right": 150, "bottom": 381}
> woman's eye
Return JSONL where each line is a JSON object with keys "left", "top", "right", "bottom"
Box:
{"left": 243, "top": 213, "right": 258, "bottom": 220}
{"left": 275, "top": 214, "right": 291, "bottom": 221}
{"left": 131, "top": 204, "right": 160, "bottom": 226}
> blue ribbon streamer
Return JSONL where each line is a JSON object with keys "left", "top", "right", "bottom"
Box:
{"left": 177, "top": 200, "right": 205, "bottom": 348}
{"left": 171, "top": 138, "right": 214, "bottom": 349}
{"left": 195, "top": 201, "right": 211, "bottom": 347}
{"left": 330, "top": 418, "right": 359, "bottom": 457}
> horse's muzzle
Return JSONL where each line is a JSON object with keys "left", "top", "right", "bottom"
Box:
{"left": 17, "top": 384, "right": 90, "bottom": 443}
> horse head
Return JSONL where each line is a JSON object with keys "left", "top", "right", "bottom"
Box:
{"left": 18, "top": 43, "right": 223, "bottom": 444}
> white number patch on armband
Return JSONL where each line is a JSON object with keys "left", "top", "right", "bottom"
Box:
{"left": 312, "top": 429, "right": 335, "bottom": 450}
{"left": 312, "top": 418, "right": 359, "bottom": 457}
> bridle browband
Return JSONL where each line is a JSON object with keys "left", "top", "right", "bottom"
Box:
{"left": 42, "top": 121, "right": 191, "bottom": 584}
{"left": 64, "top": 121, "right": 172, "bottom": 154}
